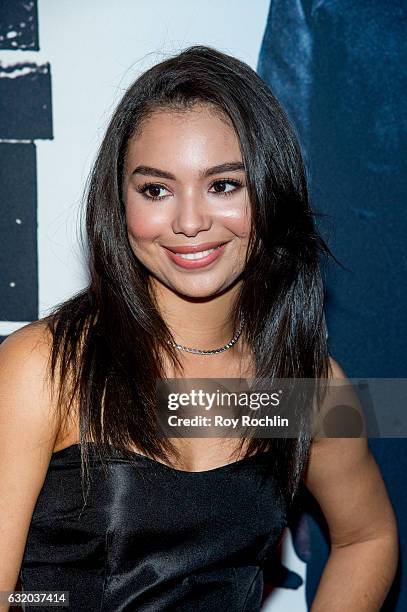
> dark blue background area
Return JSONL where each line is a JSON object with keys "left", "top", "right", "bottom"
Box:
{"left": 258, "top": 0, "right": 406, "bottom": 609}
{"left": 0, "top": 63, "right": 53, "bottom": 140}
{"left": 0, "top": 0, "right": 39, "bottom": 51}
{"left": 0, "top": 0, "right": 52, "bottom": 325}
{"left": 0, "top": 143, "right": 38, "bottom": 321}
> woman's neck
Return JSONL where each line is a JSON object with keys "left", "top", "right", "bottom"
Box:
{"left": 150, "top": 278, "right": 243, "bottom": 351}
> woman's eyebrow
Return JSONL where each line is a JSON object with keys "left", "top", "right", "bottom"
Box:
{"left": 131, "top": 161, "right": 245, "bottom": 180}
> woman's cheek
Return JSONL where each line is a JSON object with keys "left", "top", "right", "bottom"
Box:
{"left": 219, "top": 203, "right": 251, "bottom": 238}
{"left": 125, "top": 203, "right": 165, "bottom": 244}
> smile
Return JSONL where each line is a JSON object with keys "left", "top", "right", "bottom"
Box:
{"left": 176, "top": 247, "right": 220, "bottom": 260}
{"left": 163, "top": 243, "right": 228, "bottom": 269}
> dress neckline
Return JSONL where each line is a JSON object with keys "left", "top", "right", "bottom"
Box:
{"left": 51, "top": 442, "right": 272, "bottom": 476}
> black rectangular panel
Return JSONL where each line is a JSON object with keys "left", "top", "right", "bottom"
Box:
{"left": 0, "top": 143, "right": 38, "bottom": 320}
{"left": 0, "top": 0, "right": 39, "bottom": 50}
{"left": 0, "top": 62, "right": 53, "bottom": 139}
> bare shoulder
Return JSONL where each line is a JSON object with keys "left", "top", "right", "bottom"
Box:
{"left": 0, "top": 319, "right": 53, "bottom": 385}
{"left": 0, "top": 319, "right": 60, "bottom": 456}
{"left": 306, "top": 353, "right": 370, "bottom": 490}
{"left": 310, "top": 354, "right": 363, "bottom": 441}
{"left": 0, "top": 320, "right": 64, "bottom": 590}
{"left": 0, "top": 318, "right": 52, "bottom": 357}
{"left": 303, "top": 354, "right": 397, "bottom": 548}
{"left": 327, "top": 354, "right": 347, "bottom": 379}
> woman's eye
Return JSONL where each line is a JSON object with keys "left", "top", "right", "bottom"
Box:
{"left": 136, "top": 179, "right": 243, "bottom": 201}
{"left": 137, "top": 183, "right": 170, "bottom": 200}
{"left": 210, "top": 179, "right": 242, "bottom": 196}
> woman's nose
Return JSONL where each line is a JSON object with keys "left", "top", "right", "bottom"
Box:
{"left": 171, "top": 190, "right": 212, "bottom": 236}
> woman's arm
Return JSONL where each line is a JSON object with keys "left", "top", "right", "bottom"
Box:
{"left": 304, "top": 357, "right": 399, "bottom": 612}
{"left": 0, "top": 323, "right": 60, "bottom": 611}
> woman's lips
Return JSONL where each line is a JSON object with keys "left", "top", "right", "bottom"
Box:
{"left": 163, "top": 242, "right": 228, "bottom": 269}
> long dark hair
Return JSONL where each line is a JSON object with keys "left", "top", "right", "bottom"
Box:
{"left": 44, "top": 45, "right": 336, "bottom": 506}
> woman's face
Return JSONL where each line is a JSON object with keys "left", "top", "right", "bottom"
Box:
{"left": 122, "top": 104, "right": 251, "bottom": 299}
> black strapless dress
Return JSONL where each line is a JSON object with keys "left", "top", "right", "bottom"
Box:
{"left": 20, "top": 443, "right": 288, "bottom": 611}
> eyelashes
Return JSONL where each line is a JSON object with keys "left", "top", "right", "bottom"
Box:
{"left": 135, "top": 178, "right": 244, "bottom": 202}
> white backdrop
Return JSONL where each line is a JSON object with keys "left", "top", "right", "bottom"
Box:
{"left": 0, "top": 1, "right": 308, "bottom": 609}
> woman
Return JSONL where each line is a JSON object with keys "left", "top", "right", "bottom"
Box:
{"left": 0, "top": 45, "right": 398, "bottom": 611}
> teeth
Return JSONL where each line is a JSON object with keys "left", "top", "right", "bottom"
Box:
{"left": 176, "top": 247, "right": 220, "bottom": 260}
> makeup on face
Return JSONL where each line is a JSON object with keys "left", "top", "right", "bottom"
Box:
{"left": 122, "top": 105, "right": 251, "bottom": 298}
{"left": 162, "top": 240, "right": 229, "bottom": 270}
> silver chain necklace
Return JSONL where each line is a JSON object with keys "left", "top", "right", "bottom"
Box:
{"left": 166, "top": 315, "right": 246, "bottom": 355}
